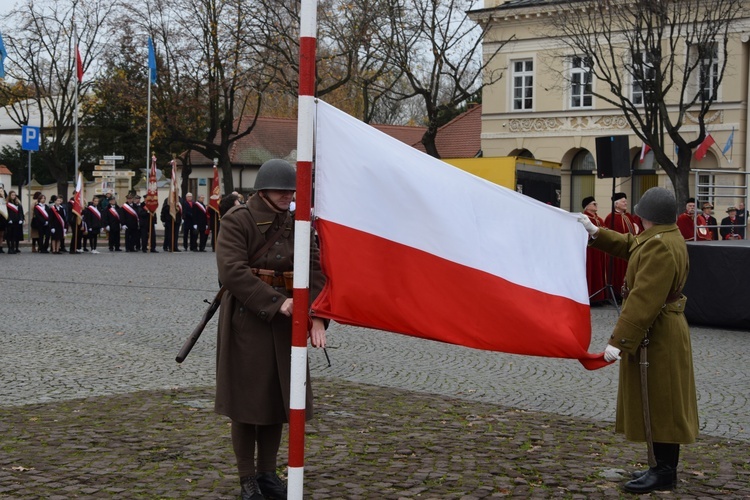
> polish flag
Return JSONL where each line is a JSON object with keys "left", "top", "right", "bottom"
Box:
{"left": 72, "top": 172, "right": 83, "bottom": 217}
{"left": 312, "top": 100, "right": 608, "bottom": 370}
{"left": 640, "top": 142, "right": 651, "bottom": 162}
{"left": 694, "top": 134, "right": 715, "bottom": 160}
{"left": 76, "top": 46, "right": 84, "bottom": 83}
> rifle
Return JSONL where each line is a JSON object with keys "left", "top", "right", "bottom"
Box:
{"left": 175, "top": 286, "right": 226, "bottom": 363}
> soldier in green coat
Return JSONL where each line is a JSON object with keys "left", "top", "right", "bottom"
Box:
{"left": 579, "top": 187, "right": 698, "bottom": 494}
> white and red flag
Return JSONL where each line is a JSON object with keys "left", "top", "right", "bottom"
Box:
{"left": 312, "top": 100, "right": 607, "bottom": 370}
{"left": 209, "top": 162, "right": 221, "bottom": 214}
{"left": 169, "top": 159, "right": 180, "bottom": 220}
{"left": 694, "top": 133, "right": 715, "bottom": 160}
{"left": 640, "top": 142, "right": 651, "bottom": 162}
{"left": 72, "top": 172, "right": 83, "bottom": 218}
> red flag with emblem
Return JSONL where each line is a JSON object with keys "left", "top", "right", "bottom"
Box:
{"left": 145, "top": 155, "right": 159, "bottom": 213}
{"left": 209, "top": 162, "right": 220, "bottom": 213}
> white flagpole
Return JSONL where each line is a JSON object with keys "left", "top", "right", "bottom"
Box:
{"left": 74, "top": 30, "right": 79, "bottom": 184}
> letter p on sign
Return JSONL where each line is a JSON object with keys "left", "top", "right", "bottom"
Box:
{"left": 21, "top": 125, "right": 40, "bottom": 151}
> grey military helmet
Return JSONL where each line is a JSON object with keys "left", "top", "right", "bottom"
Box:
{"left": 635, "top": 187, "right": 677, "bottom": 225}
{"left": 254, "top": 159, "right": 296, "bottom": 191}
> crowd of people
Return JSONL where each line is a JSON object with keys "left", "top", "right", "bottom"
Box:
{"left": 0, "top": 186, "right": 245, "bottom": 255}
{"left": 581, "top": 191, "right": 748, "bottom": 305}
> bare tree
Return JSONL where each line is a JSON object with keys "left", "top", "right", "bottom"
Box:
{"left": 550, "top": 0, "right": 742, "bottom": 207}
{"left": 381, "top": 0, "right": 507, "bottom": 158}
{"left": 0, "top": 0, "right": 118, "bottom": 197}
{"left": 121, "top": 0, "right": 279, "bottom": 194}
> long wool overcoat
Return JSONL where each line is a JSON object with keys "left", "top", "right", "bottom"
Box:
{"left": 592, "top": 224, "right": 699, "bottom": 444}
{"left": 215, "top": 194, "right": 325, "bottom": 425}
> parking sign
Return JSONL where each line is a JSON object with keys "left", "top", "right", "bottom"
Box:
{"left": 21, "top": 126, "right": 40, "bottom": 151}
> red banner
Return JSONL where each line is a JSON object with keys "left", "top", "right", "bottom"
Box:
{"left": 209, "top": 163, "right": 220, "bottom": 213}
{"left": 145, "top": 155, "right": 159, "bottom": 213}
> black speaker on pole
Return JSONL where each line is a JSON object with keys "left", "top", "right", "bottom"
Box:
{"left": 595, "top": 135, "right": 631, "bottom": 179}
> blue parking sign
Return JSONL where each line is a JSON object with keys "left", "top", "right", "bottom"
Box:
{"left": 21, "top": 125, "right": 40, "bottom": 151}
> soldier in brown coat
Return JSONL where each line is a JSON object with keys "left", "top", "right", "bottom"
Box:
{"left": 215, "top": 159, "right": 326, "bottom": 500}
{"left": 580, "top": 187, "right": 698, "bottom": 494}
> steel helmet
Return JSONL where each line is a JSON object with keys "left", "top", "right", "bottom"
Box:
{"left": 254, "top": 159, "right": 296, "bottom": 191}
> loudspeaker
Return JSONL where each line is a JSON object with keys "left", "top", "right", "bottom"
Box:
{"left": 595, "top": 135, "right": 631, "bottom": 179}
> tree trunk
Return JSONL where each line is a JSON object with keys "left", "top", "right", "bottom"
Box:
{"left": 219, "top": 149, "right": 234, "bottom": 193}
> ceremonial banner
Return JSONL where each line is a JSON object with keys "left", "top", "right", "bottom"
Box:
{"left": 72, "top": 172, "right": 83, "bottom": 217}
{"left": 145, "top": 155, "right": 159, "bottom": 213}
{"left": 312, "top": 100, "right": 607, "bottom": 370}
{"left": 169, "top": 159, "right": 180, "bottom": 220}
{"left": 209, "top": 163, "right": 221, "bottom": 214}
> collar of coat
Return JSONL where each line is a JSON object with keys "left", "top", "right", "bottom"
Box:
{"left": 248, "top": 193, "right": 291, "bottom": 234}
{"left": 631, "top": 223, "right": 678, "bottom": 250}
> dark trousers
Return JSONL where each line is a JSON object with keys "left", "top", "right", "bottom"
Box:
{"left": 182, "top": 225, "right": 193, "bottom": 250}
{"left": 231, "top": 421, "right": 283, "bottom": 478}
{"left": 125, "top": 228, "right": 139, "bottom": 251}
{"left": 140, "top": 228, "right": 156, "bottom": 252}
{"left": 108, "top": 229, "right": 121, "bottom": 250}
{"left": 88, "top": 229, "right": 100, "bottom": 250}
{"left": 198, "top": 228, "right": 208, "bottom": 251}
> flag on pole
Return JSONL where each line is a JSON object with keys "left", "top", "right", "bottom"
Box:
{"left": 76, "top": 45, "right": 84, "bottom": 83}
{"left": 209, "top": 162, "right": 221, "bottom": 214}
{"left": 694, "top": 134, "right": 715, "bottom": 160}
{"left": 147, "top": 37, "right": 157, "bottom": 84}
{"left": 639, "top": 142, "right": 651, "bottom": 162}
{"left": 169, "top": 159, "right": 179, "bottom": 220}
{"left": 311, "top": 100, "right": 608, "bottom": 370}
{"left": 722, "top": 128, "right": 735, "bottom": 155}
{"left": 72, "top": 172, "right": 83, "bottom": 218}
{"left": 145, "top": 155, "right": 159, "bottom": 213}
{"left": 0, "top": 31, "right": 7, "bottom": 78}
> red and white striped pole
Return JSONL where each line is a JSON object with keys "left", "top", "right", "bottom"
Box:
{"left": 289, "top": 0, "right": 317, "bottom": 497}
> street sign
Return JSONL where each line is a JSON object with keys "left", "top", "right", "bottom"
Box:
{"left": 93, "top": 170, "right": 134, "bottom": 178}
{"left": 95, "top": 164, "right": 116, "bottom": 170}
{"left": 103, "top": 155, "right": 125, "bottom": 160}
{"left": 21, "top": 126, "right": 40, "bottom": 151}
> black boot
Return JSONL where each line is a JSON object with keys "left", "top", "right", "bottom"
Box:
{"left": 239, "top": 476, "right": 265, "bottom": 500}
{"left": 623, "top": 464, "right": 676, "bottom": 493}
{"left": 256, "top": 472, "right": 286, "bottom": 500}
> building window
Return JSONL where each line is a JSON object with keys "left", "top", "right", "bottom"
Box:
{"left": 512, "top": 59, "right": 534, "bottom": 111}
{"left": 570, "top": 150, "right": 595, "bottom": 211}
{"left": 698, "top": 43, "right": 719, "bottom": 102}
{"left": 570, "top": 56, "right": 592, "bottom": 108}
{"left": 697, "top": 173, "right": 714, "bottom": 205}
{"left": 631, "top": 51, "right": 656, "bottom": 106}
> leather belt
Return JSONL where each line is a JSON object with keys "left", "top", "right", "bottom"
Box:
{"left": 251, "top": 268, "right": 293, "bottom": 290}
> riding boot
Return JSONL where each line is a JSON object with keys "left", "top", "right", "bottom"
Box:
{"left": 624, "top": 443, "right": 679, "bottom": 493}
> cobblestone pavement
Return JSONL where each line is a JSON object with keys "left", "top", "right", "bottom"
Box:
{"left": 1, "top": 249, "right": 749, "bottom": 498}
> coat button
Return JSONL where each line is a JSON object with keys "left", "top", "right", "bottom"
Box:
{"left": 239, "top": 306, "right": 244, "bottom": 312}
{"left": 276, "top": 254, "right": 282, "bottom": 260}
{"left": 275, "top": 241, "right": 281, "bottom": 245}
{"left": 619, "top": 339, "right": 627, "bottom": 345}
{"left": 272, "top": 296, "right": 278, "bottom": 302}
{"left": 259, "top": 311, "right": 267, "bottom": 318}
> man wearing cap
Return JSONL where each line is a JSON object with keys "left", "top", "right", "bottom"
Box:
{"left": 736, "top": 202, "right": 747, "bottom": 238}
{"left": 215, "top": 159, "right": 327, "bottom": 500}
{"left": 121, "top": 194, "right": 140, "bottom": 252}
{"left": 604, "top": 192, "right": 640, "bottom": 300}
{"left": 720, "top": 206, "right": 743, "bottom": 240}
{"left": 697, "top": 202, "right": 718, "bottom": 240}
{"left": 578, "top": 186, "right": 698, "bottom": 494}
{"left": 582, "top": 196, "right": 607, "bottom": 304}
{"left": 675, "top": 197, "right": 697, "bottom": 240}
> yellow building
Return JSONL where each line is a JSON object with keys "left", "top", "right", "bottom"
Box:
{"left": 470, "top": 0, "right": 750, "bottom": 214}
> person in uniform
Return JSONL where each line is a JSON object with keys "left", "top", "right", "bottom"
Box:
{"left": 160, "top": 197, "right": 182, "bottom": 252}
{"left": 48, "top": 195, "right": 66, "bottom": 254}
{"left": 29, "top": 191, "right": 42, "bottom": 252}
{"left": 604, "top": 192, "right": 640, "bottom": 300}
{"left": 0, "top": 184, "right": 7, "bottom": 253}
{"left": 215, "top": 159, "right": 327, "bottom": 500}
{"left": 697, "top": 202, "right": 718, "bottom": 240}
{"left": 121, "top": 194, "right": 141, "bottom": 252}
{"left": 102, "top": 196, "right": 123, "bottom": 251}
{"left": 139, "top": 201, "right": 159, "bottom": 253}
{"left": 720, "top": 206, "right": 743, "bottom": 240}
{"left": 83, "top": 195, "right": 103, "bottom": 254}
{"left": 5, "top": 190, "right": 24, "bottom": 254}
{"left": 193, "top": 193, "right": 209, "bottom": 251}
{"left": 32, "top": 194, "right": 51, "bottom": 254}
{"left": 579, "top": 186, "right": 698, "bottom": 494}
{"left": 182, "top": 192, "right": 195, "bottom": 251}
{"left": 675, "top": 197, "right": 697, "bottom": 240}
{"left": 581, "top": 196, "right": 607, "bottom": 304}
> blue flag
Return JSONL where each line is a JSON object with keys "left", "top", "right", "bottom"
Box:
{"left": 722, "top": 128, "right": 734, "bottom": 155}
{"left": 0, "top": 32, "right": 7, "bottom": 78}
{"left": 147, "top": 37, "right": 157, "bottom": 84}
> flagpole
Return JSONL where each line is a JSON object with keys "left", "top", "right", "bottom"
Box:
{"left": 289, "top": 0, "right": 317, "bottom": 497}
{"left": 146, "top": 67, "right": 151, "bottom": 176}
{"left": 74, "top": 36, "right": 79, "bottom": 184}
